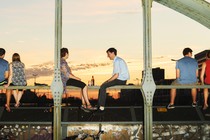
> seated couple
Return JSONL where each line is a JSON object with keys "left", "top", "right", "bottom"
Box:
{"left": 60, "top": 47, "right": 130, "bottom": 113}
{"left": 0, "top": 48, "right": 27, "bottom": 112}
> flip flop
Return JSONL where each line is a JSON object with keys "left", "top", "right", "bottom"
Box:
{"left": 14, "top": 102, "right": 20, "bottom": 108}
{"left": 86, "top": 104, "right": 98, "bottom": 111}
{"left": 80, "top": 105, "right": 90, "bottom": 113}
{"left": 203, "top": 104, "right": 209, "bottom": 110}
{"left": 5, "top": 104, "right": 11, "bottom": 112}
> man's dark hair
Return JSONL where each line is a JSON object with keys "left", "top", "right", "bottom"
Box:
{"left": 183, "top": 47, "right": 192, "bottom": 56}
{"left": 106, "top": 48, "right": 117, "bottom": 55}
{"left": 0, "top": 48, "right": 6, "bottom": 56}
{"left": 61, "top": 48, "right": 69, "bottom": 58}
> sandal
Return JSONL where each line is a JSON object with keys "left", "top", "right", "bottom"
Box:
{"left": 86, "top": 104, "right": 98, "bottom": 111}
{"left": 5, "top": 104, "right": 11, "bottom": 112}
{"left": 203, "top": 104, "right": 209, "bottom": 110}
{"left": 14, "top": 102, "right": 20, "bottom": 108}
{"left": 80, "top": 104, "right": 90, "bottom": 113}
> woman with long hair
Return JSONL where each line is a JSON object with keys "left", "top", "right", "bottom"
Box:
{"left": 5, "top": 53, "right": 27, "bottom": 108}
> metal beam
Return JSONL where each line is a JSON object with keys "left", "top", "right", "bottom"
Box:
{"left": 51, "top": 0, "right": 63, "bottom": 140}
{"left": 154, "top": 0, "right": 210, "bottom": 29}
{"left": 141, "top": 0, "right": 156, "bottom": 139}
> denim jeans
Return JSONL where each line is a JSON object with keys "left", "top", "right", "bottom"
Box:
{"left": 98, "top": 79, "right": 126, "bottom": 107}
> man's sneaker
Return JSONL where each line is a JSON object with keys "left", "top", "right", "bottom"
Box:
{"left": 167, "top": 104, "right": 175, "bottom": 109}
{"left": 192, "top": 102, "right": 197, "bottom": 107}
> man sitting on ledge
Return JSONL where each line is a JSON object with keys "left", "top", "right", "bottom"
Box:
{"left": 167, "top": 48, "right": 198, "bottom": 109}
{"left": 95, "top": 48, "right": 130, "bottom": 114}
{"left": 0, "top": 48, "right": 10, "bottom": 111}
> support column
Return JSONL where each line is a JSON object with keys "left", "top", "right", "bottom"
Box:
{"left": 51, "top": 0, "right": 63, "bottom": 140}
{"left": 141, "top": 0, "right": 156, "bottom": 139}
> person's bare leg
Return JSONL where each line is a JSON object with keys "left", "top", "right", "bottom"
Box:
{"left": 80, "top": 90, "right": 86, "bottom": 106}
{"left": 5, "top": 89, "right": 11, "bottom": 112}
{"left": 203, "top": 88, "right": 209, "bottom": 109}
{"left": 13, "top": 90, "right": 18, "bottom": 105}
{"left": 16, "top": 90, "right": 23, "bottom": 107}
{"left": 169, "top": 88, "right": 176, "bottom": 105}
{"left": 82, "top": 86, "right": 91, "bottom": 106}
{"left": 63, "top": 93, "right": 70, "bottom": 106}
{"left": 191, "top": 88, "right": 197, "bottom": 103}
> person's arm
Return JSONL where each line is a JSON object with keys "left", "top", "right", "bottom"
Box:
{"left": 200, "top": 62, "right": 206, "bottom": 84}
{"left": 4, "top": 63, "right": 9, "bottom": 79}
{"left": 104, "top": 58, "right": 120, "bottom": 83}
{"left": 66, "top": 65, "right": 81, "bottom": 80}
{"left": 4, "top": 71, "right": 9, "bottom": 79}
{"left": 69, "top": 73, "right": 81, "bottom": 81}
{"left": 176, "top": 69, "right": 180, "bottom": 79}
{"left": 105, "top": 73, "right": 119, "bottom": 83}
{"left": 4, "top": 64, "right": 13, "bottom": 88}
{"left": 23, "top": 63, "right": 27, "bottom": 85}
{"left": 196, "top": 69, "right": 199, "bottom": 78}
{"left": 61, "top": 64, "right": 81, "bottom": 81}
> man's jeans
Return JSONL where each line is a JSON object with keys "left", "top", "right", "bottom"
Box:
{"left": 98, "top": 79, "right": 126, "bottom": 107}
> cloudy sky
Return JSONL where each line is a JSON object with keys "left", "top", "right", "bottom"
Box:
{"left": 0, "top": 0, "right": 210, "bottom": 85}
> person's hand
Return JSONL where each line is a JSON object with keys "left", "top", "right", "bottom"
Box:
{"left": 102, "top": 80, "right": 109, "bottom": 85}
{"left": 4, "top": 84, "right": 9, "bottom": 88}
{"left": 77, "top": 77, "right": 81, "bottom": 81}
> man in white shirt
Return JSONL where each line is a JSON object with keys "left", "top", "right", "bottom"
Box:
{"left": 96, "top": 48, "right": 130, "bottom": 113}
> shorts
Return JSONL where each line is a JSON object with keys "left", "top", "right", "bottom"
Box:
{"left": 66, "top": 78, "right": 86, "bottom": 89}
{"left": 10, "top": 83, "right": 27, "bottom": 91}
{"left": 0, "top": 80, "right": 7, "bottom": 86}
{"left": 171, "top": 79, "right": 198, "bottom": 85}
{"left": 204, "top": 82, "right": 210, "bottom": 85}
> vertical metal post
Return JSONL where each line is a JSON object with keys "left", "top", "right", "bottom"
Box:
{"left": 141, "top": 0, "right": 156, "bottom": 140}
{"left": 51, "top": 0, "right": 63, "bottom": 140}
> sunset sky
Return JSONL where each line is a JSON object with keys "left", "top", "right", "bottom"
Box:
{"left": 1, "top": 0, "right": 210, "bottom": 86}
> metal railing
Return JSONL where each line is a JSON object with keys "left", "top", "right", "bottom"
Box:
{"left": 1, "top": 84, "right": 210, "bottom": 139}
{"left": 1, "top": 84, "right": 210, "bottom": 90}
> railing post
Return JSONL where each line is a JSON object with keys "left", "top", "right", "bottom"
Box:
{"left": 141, "top": 69, "right": 156, "bottom": 139}
{"left": 141, "top": 0, "right": 156, "bottom": 139}
{"left": 51, "top": 0, "right": 63, "bottom": 140}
